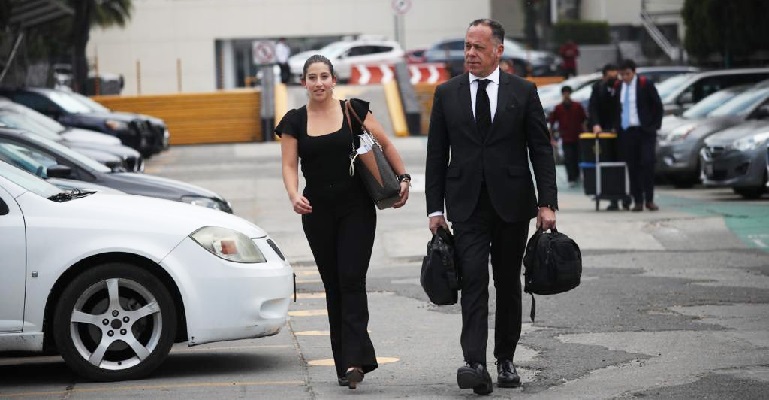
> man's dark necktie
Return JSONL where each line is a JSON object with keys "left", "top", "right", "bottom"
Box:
{"left": 475, "top": 79, "right": 491, "bottom": 137}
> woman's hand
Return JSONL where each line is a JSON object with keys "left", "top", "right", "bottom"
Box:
{"left": 392, "top": 181, "right": 410, "bottom": 208}
{"left": 291, "top": 194, "right": 312, "bottom": 214}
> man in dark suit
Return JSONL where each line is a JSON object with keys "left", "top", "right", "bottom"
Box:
{"left": 589, "top": 63, "right": 631, "bottom": 211}
{"left": 425, "top": 19, "right": 558, "bottom": 395}
{"left": 614, "top": 59, "right": 663, "bottom": 211}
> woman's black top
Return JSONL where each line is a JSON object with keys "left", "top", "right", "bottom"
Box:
{"left": 275, "top": 98, "right": 371, "bottom": 201}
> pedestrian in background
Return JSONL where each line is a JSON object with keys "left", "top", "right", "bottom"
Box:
{"left": 589, "top": 63, "right": 631, "bottom": 211}
{"left": 275, "top": 55, "right": 410, "bottom": 389}
{"left": 613, "top": 59, "right": 663, "bottom": 211}
{"left": 558, "top": 39, "right": 579, "bottom": 78}
{"left": 425, "top": 19, "right": 557, "bottom": 395}
{"left": 275, "top": 38, "right": 292, "bottom": 84}
{"left": 549, "top": 85, "right": 586, "bottom": 187}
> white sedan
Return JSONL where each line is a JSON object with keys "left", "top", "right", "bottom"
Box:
{"left": 288, "top": 38, "right": 405, "bottom": 83}
{"left": 0, "top": 161, "right": 293, "bottom": 381}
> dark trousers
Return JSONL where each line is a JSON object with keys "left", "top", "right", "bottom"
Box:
{"left": 562, "top": 141, "right": 580, "bottom": 182}
{"left": 301, "top": 183, "right": 378, "bottom": 378}
{"left": 279, "top": 62, "right": 291, "bottom": 84}
{"left": 620, "top": 127, "right": 656, "bottom": 205}
{"left": 451, "top": 187, "right": 530, "bottom": 364}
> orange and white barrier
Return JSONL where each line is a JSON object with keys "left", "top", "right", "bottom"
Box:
{"left": 350, "top": 63, "right": 449, "bottom": 85}
{"left": 350, "top": 64, "right": 395, "bottom": 85}
{"left": 408, "top": 63, "right": 450, "bottom": 84}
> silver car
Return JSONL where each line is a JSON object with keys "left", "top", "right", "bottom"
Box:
{"left": 656, "top": 81, "right": 769, "bottom": 187}
{"left": 701, "top": 120, "right": 769, "bottom": 198}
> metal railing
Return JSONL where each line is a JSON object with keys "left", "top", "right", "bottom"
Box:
{"left": 640, "top": 10, "right": 680, "bottom": 61}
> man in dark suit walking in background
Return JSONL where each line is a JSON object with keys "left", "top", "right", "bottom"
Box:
{"left": 425, "top": 19, "right": 558, "bottom": 395}
{"left": 614, "top": 59, "right": 663, "bottom": 211}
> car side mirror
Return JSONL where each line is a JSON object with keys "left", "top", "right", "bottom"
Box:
{"left": 46, "top": 164, "right": 72, "bottom": 179}
{"left": 0, "top": 198, "right": 8, "bottom": 215}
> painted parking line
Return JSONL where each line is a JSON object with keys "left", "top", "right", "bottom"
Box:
{"left": 295, "top": 279, "right": 322, "bottom": 284}
{"left": 295, "top": 330, "right": 330, "bottom": 336}
{"left": 307, "top": 357, "right": 399, "bottom": 366}
{"left": 288, "top": 309, "right": 327, "bottom": 317}
{"left": 0, "top": 380, "right": 305, "bottom": 398}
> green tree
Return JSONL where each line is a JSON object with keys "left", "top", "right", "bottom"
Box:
{"left": 69, "top": 0, "right": 133, "bottom": 93}
{"left": 682, "top": 0, "right": 769, "bottom": 67}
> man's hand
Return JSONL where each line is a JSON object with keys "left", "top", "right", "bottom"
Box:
{"left": 537, "top": 207, "right": 556, "bottom": 230}
{"left": 429, "top": 215, "right": 449, "bottom": 234}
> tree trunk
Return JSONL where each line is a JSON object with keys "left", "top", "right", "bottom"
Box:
{"left": 523, "top": 0, "right": 539, "bottom": 50}
{"left": 71, "top": 0, "right": 91, "bottom": 94}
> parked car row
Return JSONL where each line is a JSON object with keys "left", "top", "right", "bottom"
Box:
{"left": 0, "top": 87, "right": 169, "bottom": 157}
{"left": 546, "top": 67, "right": 769, "bottom": 198}
{"left": 0, "top": 159, "right": 293, "bottom": 381}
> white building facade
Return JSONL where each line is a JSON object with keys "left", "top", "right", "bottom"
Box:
{"left": 88, "top": 0, "right": 491, "bottom": 95}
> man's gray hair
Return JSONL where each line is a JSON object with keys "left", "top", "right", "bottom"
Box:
{"left": 469, "top": 19, "right": 505, "bottom": 44}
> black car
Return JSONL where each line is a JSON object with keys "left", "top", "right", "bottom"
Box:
{"left": 0, "top": 99, "right": 143, "bottom": 171}
{"left": 69, "top": 91, "right": 170, "bottom": 153}
{"left": 0, "top": 87, "right": 157, "bottom": 156}
{"left": 0, "top": 127, "right": 233, "bottom": 213}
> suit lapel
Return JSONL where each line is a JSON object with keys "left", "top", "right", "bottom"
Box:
{"left": 458, "top": 74, "right": 482, "bottom": 143}
{"left": 489, "top": 72, "right": 513, "bottom": 138}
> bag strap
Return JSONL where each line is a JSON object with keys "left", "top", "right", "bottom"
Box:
{"left": 344, "top": 100, "right": 356, "bottom": 154}
{"left": 530, "top": 294, "right": 536, "bottom": 322}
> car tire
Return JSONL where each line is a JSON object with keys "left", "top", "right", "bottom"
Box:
{"left": 53, "top": 262, "right": 177, "bottom": 382}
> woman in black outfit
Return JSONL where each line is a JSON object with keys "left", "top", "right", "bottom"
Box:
{"left": 275, "top": 55, "right": 410, "bottom": 390}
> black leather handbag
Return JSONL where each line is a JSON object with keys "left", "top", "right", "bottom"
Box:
{"left": 344, "top": 100, "right": 401, "bottom": 210}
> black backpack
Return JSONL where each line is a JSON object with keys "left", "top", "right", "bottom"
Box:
{"left": 420, "top": 227, "right": 461, "bottom": 305}
{"left": 522, "top": 228, "right": 582, "bottom": 321}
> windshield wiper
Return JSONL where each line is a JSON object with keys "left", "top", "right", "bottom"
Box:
{"left": 48, "top": 192, "right": 73, "bottom": 202}
{"left": 48, "top": 189, "right": 95, "bottom": 202}
{"left": 70, "top": 188, "right": 96, "bottom": 198}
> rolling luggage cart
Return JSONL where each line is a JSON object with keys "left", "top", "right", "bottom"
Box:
{"left": 579, "top": 132, "right": 629, "bottom": 211}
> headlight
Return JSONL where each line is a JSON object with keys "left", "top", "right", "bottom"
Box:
{"left": 190, "top": 226, "right": 266, "bottom": 263}
{"left": 105, "top": 119, "right": 128, "bottom": 131}
{"left": 181, "top": 195, "right": 224, "bottom": 210}
{"left": 733, "top": 131, "right": 769, "bottom": 152}
{"left": 666, "top": 123, "right": 697, "bottom": 142}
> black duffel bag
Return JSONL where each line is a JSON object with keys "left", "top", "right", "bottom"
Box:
{"left": 522, "top": 228, "right": 582, "bottom": 321}
{"left": 420, "top": 227, "right": 461, "bottom": 305}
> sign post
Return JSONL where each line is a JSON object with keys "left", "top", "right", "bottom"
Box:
{"left": 253, "top": 40, "right": 277, "bottom": 141}
{"left": 391, "top": 0, "right": 411, "bottom": 50}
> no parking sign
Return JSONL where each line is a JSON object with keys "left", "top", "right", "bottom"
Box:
{"left": 252, "top": 40, "right": 276, "bottom": 65}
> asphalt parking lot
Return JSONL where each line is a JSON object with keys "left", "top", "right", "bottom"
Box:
{"left": 2, "top": 137, "right": 768, "bottom": 399}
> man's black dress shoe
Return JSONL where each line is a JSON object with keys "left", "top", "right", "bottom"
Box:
{"left": 457, "top": 362, "right": 493, "bottom": 395}
{"left": 496, "top": 359, "right": 521, "bottom": 388}
{"left": 337, "top": 376, "right": 349, "bottom": 386}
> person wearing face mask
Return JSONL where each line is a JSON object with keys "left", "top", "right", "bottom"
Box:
{"left": 549, "top": 85, "right": 586, "bottom": 187}
{"left": 275, "top": 54, "right": 410, "bottom": 390}
{"left": 588, "top": 63, "right": 630, "bottom": 210}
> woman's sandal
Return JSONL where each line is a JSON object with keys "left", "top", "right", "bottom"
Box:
{"left": 345, "top": 367, "right": 364, "bottom": 389}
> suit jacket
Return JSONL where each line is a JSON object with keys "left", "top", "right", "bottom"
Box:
{"left": 425, "top": 71, "right": 558, "bottom": 223}
{"left": 588, "top": 80, "right": 617, "bottom": 130}
{"left": 613, "top": 76, "right": 664, "bottom": 135}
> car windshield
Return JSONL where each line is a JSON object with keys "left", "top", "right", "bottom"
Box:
{"left": 682, "top": 89, "right": 742, "bottom": 118}
{"left": 69, "top": 92, "right": 110, "bottom": 112}
{"left": 709, "top": 87, "right": 769, "bottom": 117}
{"left": 657, "top": 74, "right": 693, "bottom": 101}
{"left": 0, "top": 112, "right": 61, "bottom": 140}
{"left": 0, "top": 159, "right": 61, "bottom": 198}
{"left": 318, "top": 42, "right": 350, "bottom": 58}
{"left": 8, "top": 134, "right": 110, "bottom": 173}
{"left": 46, "top": 91, "right": 93, "bottom": 113}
